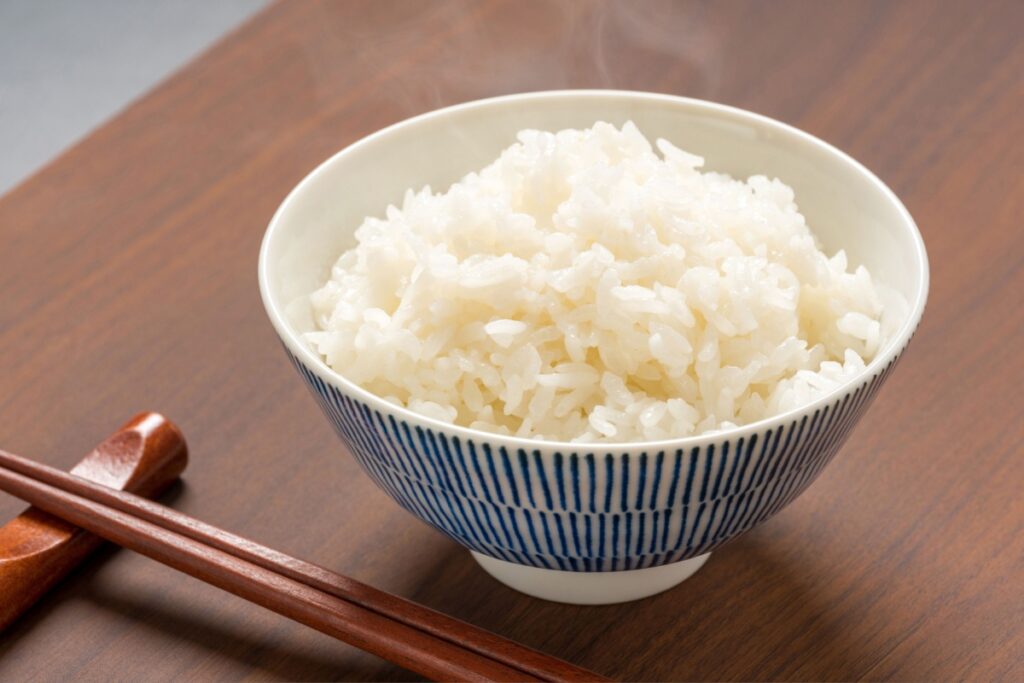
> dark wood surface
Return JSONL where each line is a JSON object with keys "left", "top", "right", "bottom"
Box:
{"left": 0, "top": 1, "right": 1021, "bottom": 680}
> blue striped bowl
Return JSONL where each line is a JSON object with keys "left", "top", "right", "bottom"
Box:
{"left": 259, "top": 92, "right": 929, "bottom": 604}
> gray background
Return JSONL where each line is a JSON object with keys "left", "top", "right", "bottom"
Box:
{"left": 0, "top": 0, "right": 267, "bottom": 196}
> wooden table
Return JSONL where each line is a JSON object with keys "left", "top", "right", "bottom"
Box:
{"left": 1, "top": 1, "right": 1021, "bottom": 680}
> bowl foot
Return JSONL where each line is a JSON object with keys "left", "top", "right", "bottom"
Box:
{"left": 470, "top": 552, "right": 710, "bottom": 605}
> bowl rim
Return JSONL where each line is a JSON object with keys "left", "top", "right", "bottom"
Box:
{"left": 259, "top": 89, "right": 930, "bottom": 451}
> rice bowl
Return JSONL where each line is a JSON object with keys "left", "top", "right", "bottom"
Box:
{"left": 259, "top": 91, "right": 928, "bottom": 603}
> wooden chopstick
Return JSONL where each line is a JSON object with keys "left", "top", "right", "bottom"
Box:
{"left": 0, "top": 449, "right": 607, "bottom": 682}
{"left": 0, "top": 449, "right": 597, "bottom": 682}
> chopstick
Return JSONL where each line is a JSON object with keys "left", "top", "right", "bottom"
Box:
{"left": 0, "top": 449, "right": 607, "bottom": 682}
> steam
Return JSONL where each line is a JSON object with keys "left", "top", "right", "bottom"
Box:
{"left": 293, "top": 0, "right": 722, "bottom": 118}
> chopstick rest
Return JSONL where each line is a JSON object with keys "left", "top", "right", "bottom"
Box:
{"left": 0, "top": 412, "right": 187, "bottom": 630}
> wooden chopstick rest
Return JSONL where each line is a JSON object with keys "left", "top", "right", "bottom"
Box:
{"left": 0, "top": 412, "right": 187, "bottom": 630}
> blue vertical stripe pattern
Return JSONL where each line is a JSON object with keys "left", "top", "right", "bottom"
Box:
{"left": 287, "top": 348, "right": 905, "bottom": 572}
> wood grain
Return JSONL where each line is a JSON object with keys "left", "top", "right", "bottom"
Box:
{"left": 0, "top": 0, "right": 1021, "bottom": 680}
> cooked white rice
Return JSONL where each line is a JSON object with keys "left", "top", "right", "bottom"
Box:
{"left": 306, "top": 122, "right": 889, "bottom": 442}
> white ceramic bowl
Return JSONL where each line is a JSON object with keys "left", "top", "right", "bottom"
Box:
{"left": 259, "top": 91, "right": 929, "bottom": 604}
